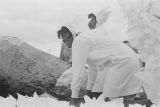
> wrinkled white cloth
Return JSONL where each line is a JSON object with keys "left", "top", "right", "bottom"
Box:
{"left": 91, "top": 69, "right": 106, "bottom": 92}
{"left": 71, "top": 29, "right": 142, "bottom": 98}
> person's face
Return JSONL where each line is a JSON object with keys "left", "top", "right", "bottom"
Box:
{"left": 88, "top": 17, "right": 97, "bottom": 29}
{"left": 61, "top": 32, "right": 70, "bottom": 42}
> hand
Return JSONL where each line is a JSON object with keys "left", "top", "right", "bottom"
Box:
{"left": 69, "top": 98, "right": 85, "bottom": 107}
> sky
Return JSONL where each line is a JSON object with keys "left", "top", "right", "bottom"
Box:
{"left": 0, "top": 0, "right": 128, "bottom": 56}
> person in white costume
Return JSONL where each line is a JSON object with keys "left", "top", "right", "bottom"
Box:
{"left": 68, "top": 24, "right": 143, "bottom": 107}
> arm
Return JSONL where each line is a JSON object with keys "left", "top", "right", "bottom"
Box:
{"left": 71, "top": 36, "right": 90, "bottom": 98}
{"left": 87, "top": 63, "right": 97, "bottom": 91}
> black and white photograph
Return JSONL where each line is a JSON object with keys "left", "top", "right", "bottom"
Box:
{"left": 0, "top": 0, "right": 160, "bottom": 107}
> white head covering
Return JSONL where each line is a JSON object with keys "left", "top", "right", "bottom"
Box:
{"left": 96, "top": 7, "right": 112, "bottom": 27}
{"left": 63, "top": 24, "right": 78, "bottom": 38}
{"left": 66, "top": 7, "right": 111, "bottom": 33}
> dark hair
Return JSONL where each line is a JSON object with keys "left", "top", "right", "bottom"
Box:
{"left": 141, "top": 61, "right": 145, "bottom": 67}
{"left": 88, "top": 13, "right": 96, "bottom": 19}
{"left": 57, "top": 26, "right": 73, "bottom": 39}
{"left": 123, "top": 40, "right": 130, "bottom": 44}
{"left": 57, "top": 30, "right": 61, "bottom": 39}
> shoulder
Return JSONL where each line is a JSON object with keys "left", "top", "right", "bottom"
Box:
{"left": 72, "top": 34, "right": 91, "bottom": 49}
{"left": 73, "top": 35, "right": 90, "bottom": 44}
{"left": 79, "top": 30, "right": 93, "bottom": 36}
{"left": 74, "top": 30, "right": 92, "bottom": 41}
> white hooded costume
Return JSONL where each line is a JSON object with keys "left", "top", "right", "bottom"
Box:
{"left": 71, "top": 28, "right": 142, "bottom": 98}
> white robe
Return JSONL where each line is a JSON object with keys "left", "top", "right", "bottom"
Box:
{"left": 71, "top": 30, "right": 142, "bottom": 98}
{"left": 89, "top": 27, "right": 108, "bottom": 92}
{"left": 91, "top": 67, "right": 106, "bottom": 92}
